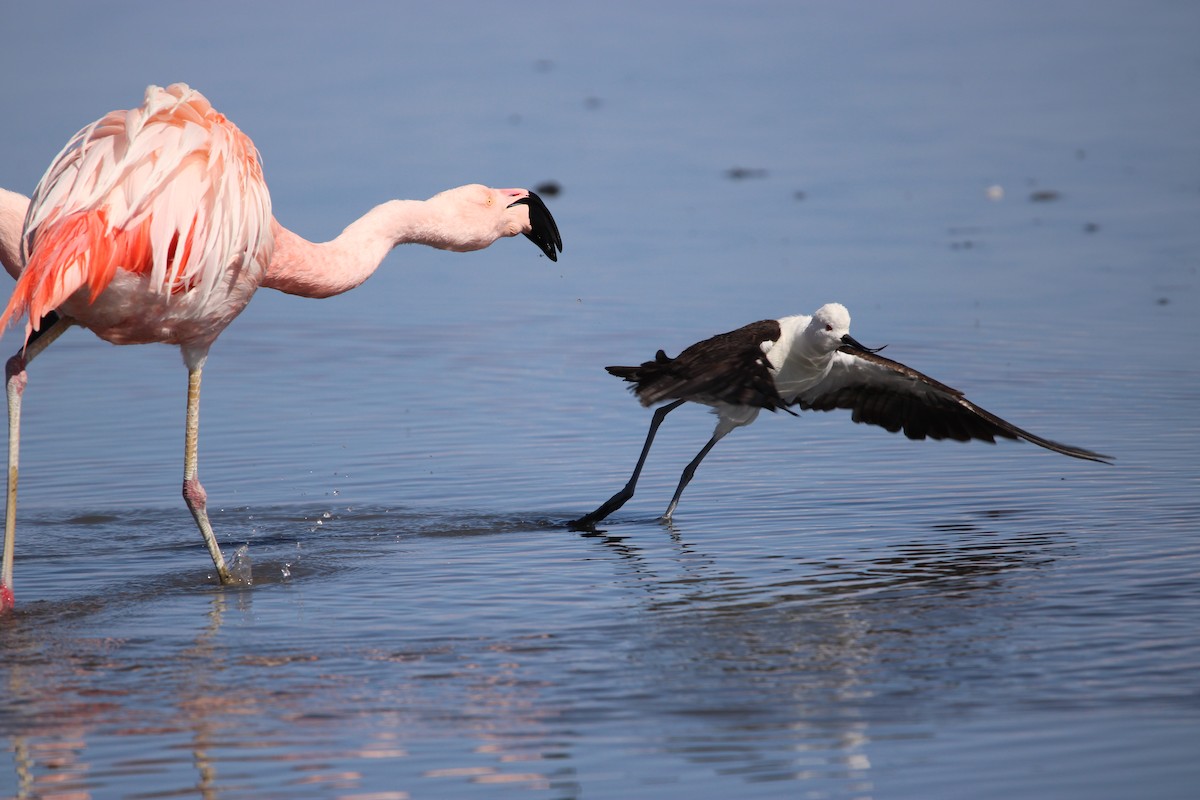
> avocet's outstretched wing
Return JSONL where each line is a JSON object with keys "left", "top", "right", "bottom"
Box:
{"left": 797, "top": 347, "right": 1112, "bottom": 463}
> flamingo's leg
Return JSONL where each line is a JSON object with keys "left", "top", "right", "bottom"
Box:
{"left": 3, "top": 313, "right": 72, "bottom": 610}
{"left": 181, "top": 365, "right": 235, "bottom": 586}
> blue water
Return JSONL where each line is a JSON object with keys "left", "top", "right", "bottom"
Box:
{"left": 1, "top": 2, "right": 1198, "bottom": 798}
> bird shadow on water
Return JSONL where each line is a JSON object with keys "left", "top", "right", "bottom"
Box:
{"left": 0, "top": 585, "right": 392, "bottom": 799}
{"left": 569, "top": 503, "right": 1075, "bottom": 616}
{"left": 541, "top": 506, "right": 1086, "bottom": 785}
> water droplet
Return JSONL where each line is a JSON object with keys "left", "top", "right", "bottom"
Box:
{"left": 228, "top": 544, "right": 253, "bottom": 585}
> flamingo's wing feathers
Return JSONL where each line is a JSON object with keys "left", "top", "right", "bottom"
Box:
{"left": 3, "top": 84, "right": 272, "bottom": 341}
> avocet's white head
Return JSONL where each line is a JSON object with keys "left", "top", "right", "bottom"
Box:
{"left": 772, "top": 303, "right": 883, "bottom": 398}
{"left": 804, "top": 303, "right": 853, "bottom": 354}
{"left": 803, "top": 302, "right": 884, "bottom": 358}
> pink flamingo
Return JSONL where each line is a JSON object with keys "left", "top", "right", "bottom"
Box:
{"left": 0, "top": 83, "right": 562, "bottom": 610}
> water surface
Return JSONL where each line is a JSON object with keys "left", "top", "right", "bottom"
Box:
{"left": 1, "top": 2, "right": 1198, "bottom": 798}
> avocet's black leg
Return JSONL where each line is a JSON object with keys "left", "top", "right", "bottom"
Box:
{"left": 569, "top": 399, "right": 685, "bottom": 529}
{"left": 661, "top": 430, "right": 727, "bottom": 522}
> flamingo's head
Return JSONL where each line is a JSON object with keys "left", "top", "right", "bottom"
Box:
{"left": 426, "top": 185, "right": 562, "bottom": 261}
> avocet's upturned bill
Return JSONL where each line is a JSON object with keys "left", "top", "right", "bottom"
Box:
{"left": 570, "top": 303, "right": 1111, "bottom": 529}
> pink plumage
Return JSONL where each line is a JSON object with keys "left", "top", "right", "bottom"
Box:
{"left": 3, "top": 84, "right": 272, "bottom": 360}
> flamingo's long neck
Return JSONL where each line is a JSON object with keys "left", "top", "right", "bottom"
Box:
{"left": 263, "top": 199, "right": 449, "bottom": 299}
{"left": 0, "top": 189, "right": 29, "bottom": 281}
{"left": 1, "top": 192, "right": 445, "bottom": 299}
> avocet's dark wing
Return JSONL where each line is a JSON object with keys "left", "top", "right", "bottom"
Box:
{"left": 796, "top": 346, "right": 1112, "bottom": 463}
{"left": 606, "top": 319, "right": 793, "bottom": 412}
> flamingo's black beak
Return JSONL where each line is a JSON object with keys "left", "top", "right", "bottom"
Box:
{"left": 840, "top": 333, "right": 887, "bottom": 354}
{"left": 509, "top": 191, "right": 562, "bottom": 262}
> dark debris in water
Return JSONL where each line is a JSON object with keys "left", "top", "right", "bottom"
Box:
{"left": 726, "top": 167, "right": 769, "bottom": 180}
{"left": 1029, "top": 189, "right": 1061, "bottom": 202}
{"left": 64, "top": 513, "right": 122, "bottom": 525}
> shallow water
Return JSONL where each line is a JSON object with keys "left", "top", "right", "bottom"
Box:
{"left": 2, "top": 2, "right": 1199, "bottom": 798}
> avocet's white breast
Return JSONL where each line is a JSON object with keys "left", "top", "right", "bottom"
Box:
{"left": 767, "top": 304, "right": 852, "bottom": 401}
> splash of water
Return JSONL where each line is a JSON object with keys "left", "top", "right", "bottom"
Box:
{"left": 228, "top": 544, "right": 253, "bottom": 586}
